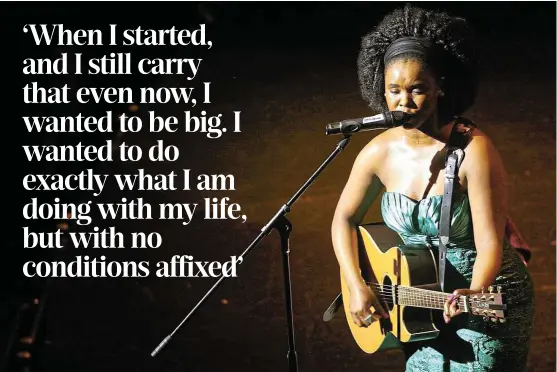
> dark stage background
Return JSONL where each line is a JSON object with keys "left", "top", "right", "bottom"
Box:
{"left": 3, "top": 2, "right": 556, "bottom": 372}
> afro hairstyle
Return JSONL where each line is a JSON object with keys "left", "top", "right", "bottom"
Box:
{"left": 357, "top": 4, "right": 479, "bottom": 123}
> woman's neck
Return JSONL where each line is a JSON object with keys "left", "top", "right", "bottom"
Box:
{"left": 399, "top": 114, "right": 446, "bottom": 147}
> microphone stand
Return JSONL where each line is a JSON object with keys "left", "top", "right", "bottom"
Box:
{"left": 151, "top": 134, "right": 353, "bottom": 372}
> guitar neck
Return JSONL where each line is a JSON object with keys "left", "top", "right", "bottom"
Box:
{"left": 396, "top": 286, "right": 467, "bottom": 312}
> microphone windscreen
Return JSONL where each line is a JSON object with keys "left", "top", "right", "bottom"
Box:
{"left": 391, "top": 111, "right": 407, "bottom": 123}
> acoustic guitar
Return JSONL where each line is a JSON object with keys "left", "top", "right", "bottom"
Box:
{"left": 338, "top": 223, "right": 507, "bottom": 354}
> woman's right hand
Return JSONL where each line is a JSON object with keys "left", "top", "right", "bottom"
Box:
{"left": 349, "top": 283, "right": 389, "bottom": 327}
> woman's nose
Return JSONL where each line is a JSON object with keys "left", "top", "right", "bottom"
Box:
{"left": 398, "top": 92, "right": 410, "bottom": 107}
{"left": 398, "top": 92, "right": 415, "bottom": 109}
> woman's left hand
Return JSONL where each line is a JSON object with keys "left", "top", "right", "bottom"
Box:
{"left": 443, "top": 289, "right": 480, "bottom": 323}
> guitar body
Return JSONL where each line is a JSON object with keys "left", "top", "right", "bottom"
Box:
{"left": 340, "top": 223, "right": 441, "bottom": 354}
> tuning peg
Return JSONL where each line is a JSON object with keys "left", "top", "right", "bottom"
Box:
{"left": 483, "top": 316, "right": 489, "bottom": 322}
{"left": 488, "top": 286, "right": 493, "bottom": 293}
{"left": 497, "top": 286, "right": 502, "bottom": 294}
{"left": 499, "top": 318, "right": 506, "bottom": 323}
{"left": 481, "top": 287, "right": 485, "bottom": 294}
{"left": 491, "top": 317, "right": 497, "bottom": 323}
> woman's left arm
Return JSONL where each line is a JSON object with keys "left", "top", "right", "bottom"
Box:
{"left": 464, "top": 130, "right": 509, "bottom": 291}
{"left": 443, "top": 130, "right": 509, "bottom": 323}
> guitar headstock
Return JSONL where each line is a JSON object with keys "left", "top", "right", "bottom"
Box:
{"left": 467, "top": 286, "right": 507, "bottom": 323}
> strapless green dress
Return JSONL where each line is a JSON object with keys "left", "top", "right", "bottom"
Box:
{"left": 381, "top": 192, "right": 534, "bottom": 372}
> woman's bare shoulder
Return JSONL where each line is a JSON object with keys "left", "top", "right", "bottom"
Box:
{"left": 359, "top": 128, "right": 398, "bottom": 156}
{"left": 354, "top": 129, "right": 396, "bottom": 170}
{"left": 464, "top": 127, "right": 500, "bottom": 157}
{"left": 461, "top": 126, "right": 506, "bottom": 177}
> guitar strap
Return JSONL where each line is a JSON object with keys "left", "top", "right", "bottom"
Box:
{"left": 438, "top": 118, "right": 476, "bottom": 291}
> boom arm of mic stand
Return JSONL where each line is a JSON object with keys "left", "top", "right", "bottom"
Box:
{"left": 150, "top": 135, "right": 352, "bottom": 360}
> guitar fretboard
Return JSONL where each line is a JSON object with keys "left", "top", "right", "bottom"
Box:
{"left": 395, "top": 286, "right": 466, "bottom": 311}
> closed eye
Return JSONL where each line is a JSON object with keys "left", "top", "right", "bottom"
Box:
{"left": 411, "top": 84, "right": 427, "bottom": 94}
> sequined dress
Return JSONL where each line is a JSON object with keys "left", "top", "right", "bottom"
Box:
{"left": 381, "top": 191, "right": 534, "bottom": 372}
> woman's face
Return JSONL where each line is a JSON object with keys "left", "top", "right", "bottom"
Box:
{"left": 384, "top": 59, "right": 442, "bottom": 129}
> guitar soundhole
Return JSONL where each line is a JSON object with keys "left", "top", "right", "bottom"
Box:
{"left": 381, "top": 275, "right": 394, "bottom": 312}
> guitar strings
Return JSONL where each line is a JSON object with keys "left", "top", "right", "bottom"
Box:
{"left": 363, "top": 283, "right": 493, "bottom": 309}
{"left": 369, "top": 284, "right": 486, "bottom": 304}
{"left": 361, "top": 289, "right": 500, "bottom": 318}
{"left": 370, "top": 291, "right": 463, "bottom": 307}
{"left": 349, "top": 283, "right": 500, "bottom": 318}
{"left": 366, "top": 282, "right": 499, "bottom": 300}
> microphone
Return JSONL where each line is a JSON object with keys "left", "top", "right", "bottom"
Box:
{"left": 325, "top": 111, "right": 409, "bottom": 135}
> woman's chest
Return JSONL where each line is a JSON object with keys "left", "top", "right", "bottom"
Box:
{"left": 377, "top": 146, "right": 467, "bottom": 200}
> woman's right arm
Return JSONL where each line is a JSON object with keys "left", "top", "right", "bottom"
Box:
{"left": 331, "top": 141, "right": 388, "bottom": 326}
